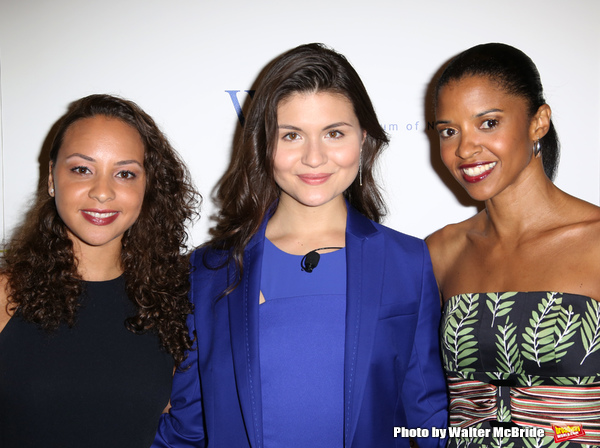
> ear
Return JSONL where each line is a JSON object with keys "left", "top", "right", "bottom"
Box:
{"left": 48, "top": 162, "right": 55, "bottom": 197}
{"left": 361, "top": 129, "right": 367, "bottom": 145}
{"left": 530, "top": 104, "right": 551, "bottom": 141}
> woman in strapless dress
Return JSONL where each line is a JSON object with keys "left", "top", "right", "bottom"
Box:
{"left": 427, "top": 43, "right": 600, "bottom": 448}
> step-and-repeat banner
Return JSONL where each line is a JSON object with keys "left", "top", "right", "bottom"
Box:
{"left": 1, "top": 0, "right": 598, "bottom": 246}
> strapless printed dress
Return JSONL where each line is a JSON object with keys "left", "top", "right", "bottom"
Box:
{"left": 442, "top": 291, "right": 600, "bottom": 448}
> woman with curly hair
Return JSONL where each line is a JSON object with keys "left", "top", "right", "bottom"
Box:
{"left": 153, "top": 43, "right": 447, "bottom": 448}
{"left": 0, "top": 94, "right": 199, "bottom": 448}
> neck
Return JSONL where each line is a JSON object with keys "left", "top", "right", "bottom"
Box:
{"left": 70, "top": 237, "right": 124, "bottom": 281}
{"left": 266, "top": 194, "right": 347, "bottom": 255}
{"left": 483, "top": 167, "right": 564, "bottom": 240}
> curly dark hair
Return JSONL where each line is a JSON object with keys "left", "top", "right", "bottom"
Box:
{"left": 208, "top": 43, "right": 389, "bottom": 292}
{"left": 2, "top": 94, "right": 200, "bottom": 366}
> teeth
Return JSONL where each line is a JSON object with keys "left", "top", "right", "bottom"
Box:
{"left": 83, "top": 211, "right": 117, "bottom": 218}
{"left": 462, "top": 162, "right": 496, "bottom": 177}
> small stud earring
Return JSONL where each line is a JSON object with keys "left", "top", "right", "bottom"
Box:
{"left": 49, "top": 188, "right": 55, "bottom": 197}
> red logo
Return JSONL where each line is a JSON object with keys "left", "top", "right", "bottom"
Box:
{"left": 552, "top": 423, "right": 585, "bottom": 443}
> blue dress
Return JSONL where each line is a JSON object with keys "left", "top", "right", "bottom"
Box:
{"left": 259, "top": 239, "right": 346, "bottom": 447}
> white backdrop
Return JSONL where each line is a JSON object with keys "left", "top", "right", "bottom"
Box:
{"left": 1, "top": 0, "right": 599, "bottom": 248}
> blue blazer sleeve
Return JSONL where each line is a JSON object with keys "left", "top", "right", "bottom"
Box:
{"left": 402, "top": 242, "right": 448, "bottom": 448}
{"left": 152, "top": 257, "right": 205, "bottom": 448}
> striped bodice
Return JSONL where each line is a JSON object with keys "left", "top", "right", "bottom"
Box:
{"left": 442, "top": 292, "right": 600, "bottom": 448}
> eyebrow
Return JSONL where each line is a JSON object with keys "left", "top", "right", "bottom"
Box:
{"left": 475, "top": 108, "right": 503, "bottom": 118}
{"left": 323, "top": 122, "right": 353, "bottom": 130}
{"left": 435, "top": 108, "right": 504, "bottom": 126}
{"left": 64, "top": 153, "right": 143, "bottom": 167}
{"left": 278, "top": 125, "right": 302, "bottom": 131}
{"left": 65, "top": 153, "right": 95, "bottom": 162}
{"left": 278, "top": 122, "right": 354, "bottom": 131}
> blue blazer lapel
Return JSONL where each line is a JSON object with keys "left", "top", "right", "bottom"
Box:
{"left": 344, "top": 206, "right": 385, "bottom": 446}
{"left": 227, "top": 230, "right": 265, "bottom": 448}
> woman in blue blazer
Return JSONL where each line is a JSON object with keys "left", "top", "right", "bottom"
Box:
{"left": 153, "top": 43, "right": 448, "bottom": 448}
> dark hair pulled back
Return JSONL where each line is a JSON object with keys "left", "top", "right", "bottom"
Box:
{"left": 435, "top": 43, "right": 560, "bottom": 180}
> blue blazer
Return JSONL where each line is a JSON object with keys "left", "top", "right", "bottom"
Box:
{"left": 153, "top": 206, "right": 448, "bottom": 448}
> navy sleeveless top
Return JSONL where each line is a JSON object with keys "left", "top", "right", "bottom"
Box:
{"left": 0, "top": 276, "right": 174, "bottom": 448}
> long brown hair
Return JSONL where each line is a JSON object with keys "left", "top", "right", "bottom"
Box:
{"left": 3, "top": 94, "right": 200, "bottom": 366}
{"left": 208, "top": 43, "right": 389, "bottom": 291}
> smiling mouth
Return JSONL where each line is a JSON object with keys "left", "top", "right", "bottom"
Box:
{"left": 461, "top": 162, "right": 497, "bottom": 183}
{"left": 81, "top": 210, "right": 119, "bottom": 225}
{"left": 298, "top": 174, "right": 331, "bottom": 185}
{"left": 83, "top": 211, "right": 118, "bottom": 218}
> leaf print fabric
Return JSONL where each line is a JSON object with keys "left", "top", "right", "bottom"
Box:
{"left": 581, "top": 299, "right": 600, "bottom": 365}
{"left": 443, "top": 293, "right": 480, "bottom": 373}
{"left": 442, "top": 292, "right": 600, "bottom": 448}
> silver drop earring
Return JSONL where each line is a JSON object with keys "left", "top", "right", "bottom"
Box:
{"left": 359, "top": 149, "right": 363, "bottom": 187}
{"left": 533, "top": 139, "right": 542, "bottom": 157}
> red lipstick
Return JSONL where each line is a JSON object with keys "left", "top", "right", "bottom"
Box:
{"left": 81, "top": 209, "right": 119, "bottom": 226}
{"left": 460, "top": 162, "right": 497, "bottom": 184}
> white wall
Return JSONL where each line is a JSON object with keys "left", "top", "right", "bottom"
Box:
{"left": 1, "top": 0, "right": 598, "bottom": 247}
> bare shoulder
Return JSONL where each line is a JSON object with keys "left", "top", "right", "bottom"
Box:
{"left": 0, "top": 274, "right": 10, "bottom": 307}
{"left": 426, "top": 222, "right": 464, "bottom": 256}
{"left": 544, "top": 197, "right": 600, "bottom": 300}
{"left": 426, "top": 212, "right": 484, "bottom": 283}
{"left": 0, "top": 274, "right": 12, "bottom": 332}
{"left": 559, "top": 195, "right": 600, "bottom": 240}
{"left": 426, "top": 212, "right": 484, "bottom": 257}
{"left": 570, "top": 199, "right": 600, "bottom": 250}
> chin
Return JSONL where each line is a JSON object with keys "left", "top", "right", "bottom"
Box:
{"left": 460, "top": 184, "right": 495, "bottom": 202}
{"left": 304, "top": 195, "right": 340, "bottom": 208}
{"left": 73, "top": 232, "right": 123, "bottom": 248}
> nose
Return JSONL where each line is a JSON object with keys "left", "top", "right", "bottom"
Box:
{"left": 455, "top": 129, "right": 482, "bottom": 160}
{"left": 88, "top": 175, "right": 115, "bottom": 203}
{"left": 301, "top": 138, "right": 327, "bottom": 168}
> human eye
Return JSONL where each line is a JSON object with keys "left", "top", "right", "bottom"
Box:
{"left": 70, "top": 166, "right": 91, "bottom": 175}
{"left": 283, "top": 132, "right": 300, "bottom": 141}
{"left": 325, "top": 130, "right": 344, "bottom": 139}
{"left": 480, "top": 119, "right": 498, "bottom": 130}
{"left": 438, "top": 127, "right": 457, "bottom": 139}
{"left": 116, "top": 170, "right": 137, "bottom": 180}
